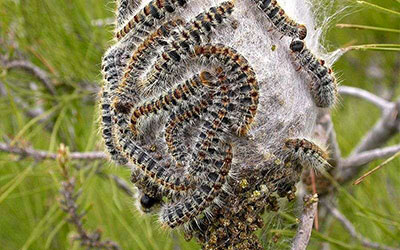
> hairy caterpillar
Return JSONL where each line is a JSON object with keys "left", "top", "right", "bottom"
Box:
{"left": 290, "top": 39, "right": 338, "bottom": 108}
{"left": 283, "top": 138, "right": 330, "bottom": 173}
{"left": 253, "top": 0, "right": 307, "bottom": 40}
{"left": 116, "top": 0, "right": 190, "bottom": 40}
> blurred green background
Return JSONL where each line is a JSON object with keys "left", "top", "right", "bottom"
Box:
{"left": 0, "top": 0, "right": 399, "bottom": 249}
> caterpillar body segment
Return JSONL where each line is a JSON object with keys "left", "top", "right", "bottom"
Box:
{"left": 110, "top": 3, "right": 234, "bottom": 194}
{"left": 253, "top": 0, "right": 307, "bottom": 40}
{"left": 164, "top": 102, "right": 205, "bottom": 165}
{"left": 142, "top": 1, "right": 236, "bottom": 90}
{"left": 102, "top": 15, "right": 161, "bottom": 164}
{"left": 164, "top": 93, "right": 213, "bottom": 165}
{"left": 116, "top": 0, "right": 190, "bottom": 40}
{"left": 110, "top": 20, "right": 185, "bottom": 169}
{"left": 118, "top": 127, "right": 194, "bottom": 191}
{"left": 160, "top": 117, "right": 233, "bottom": 228}
{"left": 193, "top": 44, "right": 259, "bottom": 136}
{"left": 116, "top": 66, "right": 240, "bottom": 228}
{"left": 160, "top": 167, "right": 229, "bottom": 228}
{"left": 104, "top": 4, "right": 188, "bottom": 167}
{"left": 114, "top": 96, "right": 194, "bottom": 193}
{"left": 138, "top": 193, "right": 162, "bottom": 213}
{"left": 289, "top": 40, "right": 338, "bottom": 108}
{"left": 145, "top": 44, "right": 259, "bottom": 137}
{"left": 116, "top": 0, "right": 141, "bottom": 30}
{"left": 159, "top": 67, "right": 237, "bottom": 228}
{"left": 143, "top": 43, "right": 259, "bottom": 137}
{"left": 115, "top": 19, "right": 185, "bottom": 110}
{"left": 133, "top": 180, "right": 164, "bottom": 214}
{"left": 283, "top": 138, "right": 330, "bottom": 173}
{"left": 102, "top": 0, "right": 274, "bottom": 231}
{"left": 187, "top": 75, "right": 234, "bottom": 177}
{"left": 113, "top": 72, "right": 217, "bottom": 193}
{"left": 162, "top": 67, "right": 244, "bottom": 168}
{"left": 101, "top": 46, "right": 132, "bottom": 165}
{"left": 100, "top": 89, "right": 128, "bottom": 164}
{"left": 128, "top": 71, "right": 216, "bottom": 137}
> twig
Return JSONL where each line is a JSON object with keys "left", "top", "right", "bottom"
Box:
{"left": 310, "top": 170, "right": 319, "bottom": 231}
{"left": 326, "top": 204, "right": 400, "bottom": 250}
{"left": 97, "top": 172, "right": 133, "bottom": 197}
{"left": 0, "top": 142, "right": 107, "bottom": 161}
{"left": 110, "top": 174, "right": 133, "bottom": 196}
{"left": 328, "top": 123, "right": 341, "bottom": 165}
{"left": 0, "top": 81, "right": 7, "bottom": 96}
{"left": 0, "top": 142, "right": 134, "bottom": 197}
{"left": 57, "top": 144, "right": 120, "bottom": 250}
{"left": 353, "top": 151, "right": 400, "bottom": 185}
{"left": 351, "top": 100, "right": 400, "bottom": 154}
{"left": 340, "top": 144, "right": 400, "bottom": 169}
{"left": 172, "top": 231, "right": 182, "bottom": 250}
{"left": 337, "top": 144, "right": 400, "bottom": 183}
{"left": 60, "top": 177, "right": 120, "bottom": 250}
{"left": 332, "top": 87, "right": 400, "bottom": 184}
{"left": 342, "top": 44, "right": 400, "bottom": 52}
{"left": 3, "top": 59, "right": 56, "bottom": 95}
{"left": 339, "top": 86, "right": 392, "bottom": 110}
{"left": 0, "top": 81, "right": 53, "bottom": 131}
{"left": 0, "top": 142, "right": 133, "bottom": 197}
{"left": 291, "top": 194, "right": 319, "bottom": 250}
{"left": 315, "top": 111, "right": 341, "bottom": 165}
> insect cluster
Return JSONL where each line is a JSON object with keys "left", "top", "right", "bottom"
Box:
{"left": 100, "top": 0, "right": 337, "bottom": 248}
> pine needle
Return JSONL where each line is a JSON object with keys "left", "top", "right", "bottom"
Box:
{"left": 357, "top": 1, "right": 400, "bottom": 16}
{"left": 336, "top": 24, "right": 400, "bottom": 33}
{"left": 354, "top": 151, "right": 400, "bottom": 185}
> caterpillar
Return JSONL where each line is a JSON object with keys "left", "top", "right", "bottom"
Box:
{"left": 113, "top": 40, "right": 260, "bottom": 227}
{"left": 115, "top": 0, "right": 190, "bottom": 40}
{"left": 160, "top": 71, "right": 234, "bottom": 227}
{"left": 283, "top": 138, "right": 330, "bottom": 173}
{"left": 116, "top": 0, "right": 142, "bottom": 29}
{"left": 253, "top": 0, "right": 307, "bottom": 40}
{"left": 140, "top": 1, "right": 235, "bottom": 92}
{"left": 100, "top": 20, "right": 179, "bottom": 165}
{"left": 290, "top": 39, "right": 338, "bottom": 108}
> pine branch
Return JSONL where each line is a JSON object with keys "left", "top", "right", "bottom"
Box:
{"left": 325, "top": 204, "right": 400, "bottom": 250}
{"left": 340, "top": 144, "right": 400, "bottom": 169}
{"left": 57, "top": 144, "right": 120, "bottom": 250}
{"left": 60, "top": 177, "right": 120, "bottom": 250}
{"left": 339, "top": 86, "right": 392, "bottom": 110}
{"left": 0, "top": 142, "right": 107, "bottom": 161}
{"left": 292, "top": 194, "right": 319, "bottom": 250}
{"left": 2, "top": 59, "right": 56, "bottom": 95}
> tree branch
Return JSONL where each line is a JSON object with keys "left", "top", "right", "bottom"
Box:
{"left": 292, "top": 194, "right": 319, "bottom": 250}
{"left": 337, "top": 144, "right": 400, "bottom": 183}
{"left": 339, "top": 86, "right": 392, "bottom": 110}
{"left": 328, "top": 87, "right": 400, "bottom": 184}
{"left": 351, "top": 100, "right": 400, "bottom": 155}
{"left": 0, "top": 81, "right": 55, "bottom": 132}
{"left": 315, "top": 111, "right": 341, "bottom": 165}
{"left": 341, "top": 144, "right": 400, "bottom": 169}
{"left": 3, "top": 59, "right": 56, "bottom": 95}
{"left": 60, "top": 177, "right": 120, "bottom": 250}
{"left": 0, "top": 142, "right": 107, "bottom": 161}
{"left": 325, "top": 204, "right": 400, "bottom": 250}
{"left": 97, "top": 172, "right": 133, "bottom": 197}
